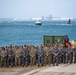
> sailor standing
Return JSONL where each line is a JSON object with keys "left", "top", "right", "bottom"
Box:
{"left": 37, "top": 45, "right": 44, "bottom": 67}
{"left": 52, "top": 45, "right": 59, "bottom": 66}
{"left": 7, "top": 47, "right": 14, "bottom": 67}
{"left": 44, "top": 46, "right": 52, "bottom": 66}
{"left": 21, "top": 47, "right": 29, "bottom": 67}
{"left": 74, "top": 47, "right": 76, "bottom": 63}
{"left": 0, "top": 48, "right": 7, "bottom": 67}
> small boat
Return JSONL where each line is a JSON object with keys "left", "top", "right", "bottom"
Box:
{"left": 35, "top": 20, "right": 42, "bottom": 25}
{"left": 67, "top": 19, "right": 71, "bottom": 24}
{"left": 67, "top": 19, "right": 72, "bottom": 26}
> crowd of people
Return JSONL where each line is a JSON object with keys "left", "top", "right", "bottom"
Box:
{"left": 0, "top": 44, "right": 76, "bottom": 68}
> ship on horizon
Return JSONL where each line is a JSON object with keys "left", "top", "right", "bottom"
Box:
{"left": 35, "top": 20, "right": 42, "bottom": 25}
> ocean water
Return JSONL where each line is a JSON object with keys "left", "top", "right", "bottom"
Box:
{"left": 0, "top": 20, "right": 76, "bottom": 46}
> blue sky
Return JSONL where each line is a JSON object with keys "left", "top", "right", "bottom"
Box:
{"left": 0, "top": 0, "right": 76, "bottom": 19}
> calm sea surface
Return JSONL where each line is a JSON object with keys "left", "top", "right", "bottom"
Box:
{"left": 0, "top": 20, "right": 76, "bottom": 46}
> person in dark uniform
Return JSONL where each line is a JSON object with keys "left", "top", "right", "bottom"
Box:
{"left": 58, "top": 45, "right": 64, "bottom": 64}
{"left": 68, "top": 46, "right": 73, "bottom": 64}
{"left": 61, "top": 48, "right": 67, "bottom": 64}
{"left": 65, "top": 48, "right": 69, "bottom": 63}
{"left": 37, "top": 45, "right": 44, "bottom": 67}
{"left": 7, "top": 47, "right": 14, "bottom": 67}
{"left": 21, "top": 46, "right": 29, "bottom": 67}
{"left": 74, "top": 47, "right": 76, "bottom": 63}
{"left": 52, "top": 45, "right": 59, "bottom": 66}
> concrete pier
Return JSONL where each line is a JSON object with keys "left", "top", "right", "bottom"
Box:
{"left": 0, "top": 64, "right": 76, "bottom": 75}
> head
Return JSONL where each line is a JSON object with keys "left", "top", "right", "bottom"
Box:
{"left": 54, "top": 45, "right": 58, "bottom": 49}
{"left": 31, "top": 46, "right": 34, "bottom": 50}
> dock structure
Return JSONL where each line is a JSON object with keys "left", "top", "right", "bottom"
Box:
{"left": 0, "top": 64, "right": 76, "bottom": 75}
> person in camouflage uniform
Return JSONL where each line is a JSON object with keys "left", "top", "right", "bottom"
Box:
{"left": 0, "top": 47, "right": 1, "bottom": 66}
{"left": 14, "top": 46, "right": 22, "bottom": 66}
{"left": 44, "top": 46, "right": 52, "bottom": 66}
{"left": 29, "top": 46, "right": 36, "bottom": 66}
{"left": 0, "top": 48, "right": 7, "bottom": 67}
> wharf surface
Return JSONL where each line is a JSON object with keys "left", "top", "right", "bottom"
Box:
{"left": 0, "top": 64, "right": 76, "bottom": 75}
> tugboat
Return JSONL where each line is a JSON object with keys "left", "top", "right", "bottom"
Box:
{"left": 67, "top": 19, "right": 71, "bottom": 24}
{"left": 35, "top": 20, "right": 42, "bottom": 25}
{"left": 67, "top": 19, "right": 72, "bottom": 26}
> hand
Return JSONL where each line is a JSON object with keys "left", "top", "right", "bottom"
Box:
{"left": 9, "top": 55, "right": 11, "bottom": 57}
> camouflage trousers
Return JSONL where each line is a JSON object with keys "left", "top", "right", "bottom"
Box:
{"left": 0, "top": 57, "right": 6, "bottom": 67}
{"left": 15, "top": 56, "right": 21, "bottom": 66}
{"left": 30, "top": 56, "right": 36, "bottom": 65}
{"left": 44, "top": 56, "right": 52, "bottom": 65}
